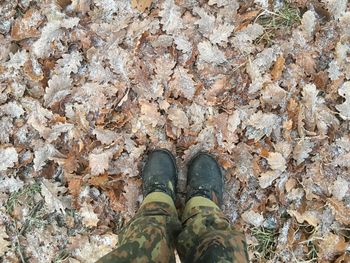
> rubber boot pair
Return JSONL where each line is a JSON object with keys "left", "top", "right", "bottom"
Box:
{"left": 142, "top": 149, "right": 223, "bottom": 207}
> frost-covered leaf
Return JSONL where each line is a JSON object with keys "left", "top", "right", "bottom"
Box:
{"left": 168, "top": 107, "right": 189, "bottom": 129}
{"left": 246, "top": 111, "right": 279, "bottom": 141}
{"left": 194, "top": 7, "right": 215, "bottom": 36}
{"left": 93, "top": 128, "right": 119, "bottom": 145}
{"left": 267, "top": 152, "right": 286, "bottom": 171}
{"left": 322, "top": 0, "right": 347, "bottom": 19}
{"left": 33, "top": 144, "right": 63, "bottom": 171}
{"left": 0, "top": 101, "right": 24, "bottom": 118}
{"left": 241, "top": 210, "right": 264, "bottom": 227}
{"left": 198, "top": 41, "right": 226, "bottom": 65}
{"left": 89, "top": 149, "right": 114, "bottom": 176}
{"left": 330, "top": 177, "right": 349, "bottom": 201}
{"left": 139, "top": 100, "right": 161, "bottom": 127}
{"left": 169, "top": 66, "right": 196, "bottom": 100}
{"left": 293, "top": 139, "right": 314, "bottom": 165}
{"left": 0, "top": 176, "right": 24, "bottom": 193}
{"left": 261, "top": 83, "right": 287, "bottom": 108}
{"left": 231, "top": 24, "right": 264, "bottom": 54}
{"left": 54, "top": 50, "right": 83, "bottom": 75}
{"left": 159, "top": 0, "right": 183, "bottom": 35}
{"left": 0, "top": 147, "right": 18, "bottom": 171}
{"left": 174, "top": 35, "right": 193, "bottom": 53}
{"left": 80, "top": 202, "right": 99, "bottom": 227}
{"left": 335, "top": 81, "right": 350, "bottom": 120}
{"left": 301, "top": 10, "right": 316, "bottom": 37}
{"left": 41, "top": 178, "right": 67, "bottom": 214}
{"left": 258, "top": 170, "right": 282, "bottom": 189}
{"left": 209, "top": 23, "right": 234, "bottom": 46}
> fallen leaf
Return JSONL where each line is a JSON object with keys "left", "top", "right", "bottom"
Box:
{"left": 131, "top": 0, "right": 153, "bottom": 12}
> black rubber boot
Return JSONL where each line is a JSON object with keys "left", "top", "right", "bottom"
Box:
{"left": 142, "top": 149, "right": 177, "bottom": 201}
{"left": 186, "top": 152, "right": 224, "bottom": 207}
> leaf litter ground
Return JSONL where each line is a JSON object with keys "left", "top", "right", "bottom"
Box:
{"left": 0, "top": 0, "right": 350, "bottom": 262}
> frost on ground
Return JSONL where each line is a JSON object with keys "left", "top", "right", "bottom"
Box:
{"left": 0, "top": 0, "right": 350, "bottom": 262}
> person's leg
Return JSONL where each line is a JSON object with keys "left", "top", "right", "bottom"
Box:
{"left": 176, "top": 153, "right": 249, "bottom": 263}
{"left": 176, "top": 196, "right": 248, "bottom": 263}
{"left": 96, "top": 150, "right": 181, "bottom": 263}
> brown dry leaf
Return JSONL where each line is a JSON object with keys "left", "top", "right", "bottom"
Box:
{"left": 56, "top": 0, "right": 72, "bottom": 8}
{"left": 318, "top": 232, "right": 347, "bottom": 261}
{"left": 288, "top": 210, "right": 320, "bottom": 227}
{"left": 271, "top": 55, "right": 285, "bottom": 80}
{"left": 88, "top": 173, "right": 108, "bottom": 187}
{"left": 327, "top": 198, "right": 350, "bottom": 225}
{"left": 335, "top": 253, "right": 350, "bottom": 263}
{"left": 0, "top": 225, "right": 10, "bottom": 256}
{"left": 11, "top": 9, "right": 44, "bottom": 41}
{"left": 68, "top": 177, "right": 82, "bottom": 199}
{"left": 131, "top": 0, "right": 153, "bottom": 12}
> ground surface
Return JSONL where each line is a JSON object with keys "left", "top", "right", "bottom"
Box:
{"left": 0, "top": 0, "right": 350, "bottom": 262}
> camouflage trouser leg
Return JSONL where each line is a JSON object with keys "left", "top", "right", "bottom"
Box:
{"left": 97, "top": 193, "right": 249, "bottom": 263}
{"left": 96, "top": 192, "right": 182, "bottom": 263}
{"left": 176, "top": 196, "right": 249, "bottom": 263}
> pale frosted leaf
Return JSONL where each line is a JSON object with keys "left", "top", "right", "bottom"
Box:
{"left": 227, "top": 111, "right": 240, "bottom": 133}
{"left": 335, "top": 81, "right": 350, "bottom": 120}
{"left": 333, "top": 152, "right": 350, "bottom": 167}
{"left": 194, "top": 7, "right": 215, "bottom": 36}
{"left": 258, "top": 170, "right": 282, "bottom": 189}
{"left": 168, "top": 107, "right": 189, "bottom": 129}
{"left": 93, "top": 128, "right": 118, "bottom": 145}
{"left": 5, "top": 50, "right": 28, "bottom": 69}
{"left": 293, "top": 139, "right": 314, "bottom": 165}
{"left": 231, "top": 24, "right": 264, "bottom": 53}
{"left": 208, "top": 0, "right": 233, "bottom": 6}
{"left": 0, "top": 176, "right": 24, "bottom": 193}
{"left": 0, "top": 147, "right": 18, "bottom": 171}
{"left": 246, "top": 111, "right": 279, "bottom": 141}
{"left": 261, "top": 83, "right": 287, "bottom": 108}
{"left": 69, "top": 234, "right": 118, "bottom": 263}
{"left": 267, "top": 152, "right": 286, "bottom": 171}
{"left": 254, "top": 0, "right": 268, "bottom": 8}
{"left": 301, "top": 10, "right": 316, "bottom": 37}
{"left": 322, "top": 0, "right": 347, "bottom": 19}
{"left": 209, "top": 23, "right": 234, "bottom": 45}
{"left": 173, "top": 35, "right": 192, "bottom": 53}
{"left": 41, "top": 179, "right": 67, "bottom": 214}
{"left": 339, "top": 12, "right": 350, "bottom": 37}
{"left": 241, "top": 210, "right": 264, "bottom": 227}
{"left": 80, "top": 202, "right": 99, "bottom": 227}
{"left": 139, "top": 100, "right": 161, "bottom": 127}
{"left": 331, "top": 177, "right": 349, "bottom": 201}
{"left": 54, "top": 50, "right": 83, "bottom": 75}
{"left": 169, "top": 66, "right": 196, "bottom": 100}
{"left": 44, "top": 123, "right": 74, "bottom": 143}
{"left": 198, "top": 41, "right": 226, "bottom": 65}
{"left": 44, "top": 74, "right": 72, "bottom": 107}
{"left": 0, "top": 117, "right": 13, "bottom": 144}
{"left": 89, "top": 150, "right": 114, "bottom": 175}
{"left": 328, "top": 60, "right": 342, "bottom": 80}
{"left": 0, "top": 101, "right": 24, "bottom": 118}
{"left": 34, "top": 144, "right": 63, "bottom": 171}
{"left": 159, "top": 0, "right": 183, "bottom": 35}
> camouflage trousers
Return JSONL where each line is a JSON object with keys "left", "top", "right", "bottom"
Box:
{"left": 97, "top": 192, "right": 249, "bottom": 263}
